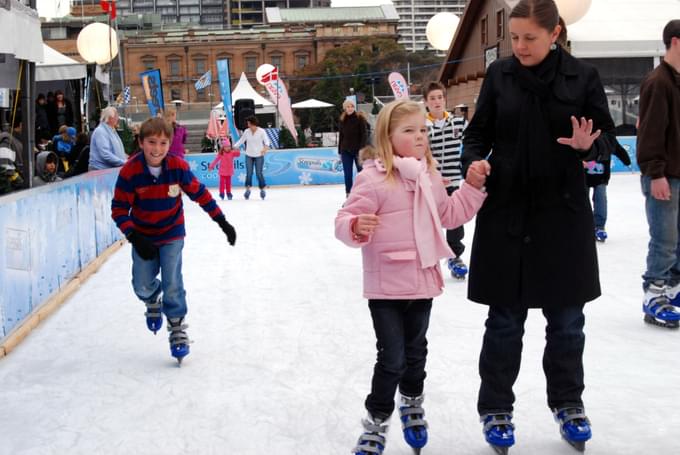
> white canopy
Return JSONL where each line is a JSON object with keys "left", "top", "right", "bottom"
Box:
{"left": 36, "top": 45, "right": 87, "bottom": 81}
{"left": 0, "top": 0, "right": 43, "bottom": 62}
{"left": 291, "top": 98, "right": 334, "bottom": 109}
{"left": 568, "top": 0, "right": 674, "bottom": 58}
{"left": 214, "top": 72, "right": 274, "bottom": 109}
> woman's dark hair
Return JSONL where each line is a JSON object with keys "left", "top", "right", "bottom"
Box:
{"left": 246, "top": 115, "right": 258, "bottom": 126}
{"left": 509, "top": 0, "right": 560, "bottom": 33}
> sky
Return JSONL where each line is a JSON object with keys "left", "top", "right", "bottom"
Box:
{"left": 1, "top": 174, "right": 680, "bottom": 454}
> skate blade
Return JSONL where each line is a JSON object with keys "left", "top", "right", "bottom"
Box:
{"left": 412, "top": 448, "right": 422, "bottom": 455}
{"left": 490, "top": 445, "right": 509, "bottom": 455}
{"left": 644, "top": 314, "right": 680, "bottom": 329}
{"left": 564, "top": 438, "right": 586, "bottom": 452}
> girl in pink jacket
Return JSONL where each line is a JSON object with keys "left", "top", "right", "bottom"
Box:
{"left": 209, "top": 137, "right": 241, "bottom": 200}
{"left": 335, "top": 100, "right": 490, "bottom": 455}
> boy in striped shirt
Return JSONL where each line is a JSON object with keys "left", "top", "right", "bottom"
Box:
{"left": 424, "top": 81, "right": 469, "bottom": 279}
{"left": 111, "top": 117, "right": 236, "bottom": 364}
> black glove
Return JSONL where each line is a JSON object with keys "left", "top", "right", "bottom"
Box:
{"left": 126, "top": 230, "right": 158, "bottom": 260}
{"left": 215, "top": 215, "right": 237, "bottom": 246}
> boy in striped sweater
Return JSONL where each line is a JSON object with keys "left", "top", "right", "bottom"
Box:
{"left": 424, "top": 82, "right": 469, "bottom": 279}
{"left": 111, "top": 117, "right": 237, "bottom": 364}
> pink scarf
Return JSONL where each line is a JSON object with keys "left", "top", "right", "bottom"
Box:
{"left": 379, "top": 156, "right": 453, "bottom": 268}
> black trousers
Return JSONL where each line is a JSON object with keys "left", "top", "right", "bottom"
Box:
{"left": 446, "top": 186, "right": 465, "bottom": 257}
{"left": 365, "top": 299, "right": 432, "bottom": 420}
{"left": 477, "top": 304, "right": 586, "bottom": 415}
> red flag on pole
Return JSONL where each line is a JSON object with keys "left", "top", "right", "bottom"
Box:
{"left": 100, "top": 0, "right": 117, "bottom": 19}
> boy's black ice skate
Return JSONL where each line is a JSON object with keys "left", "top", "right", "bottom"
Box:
{"left": 399, "top": 394, "right": 428, "bottom": 454}
{"left": 481, "top": 413, "right": 515, "bottom": 455}
{"left": 167, "top": 317, "right": 191, "bottom": 365}
{"left": 642, "top": 283, "right": 680, "bottom": 329}
{"left": 553, "top": 407, "right": 591, "bottom": 452}
{"left": 352, "top": 413, "right": 389, "bottom": 455}
{"left": 144, "top": 294, "right": 163, "bottom": 334}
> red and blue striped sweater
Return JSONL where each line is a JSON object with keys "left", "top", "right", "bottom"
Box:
{"left": 111, "top": 153, "right": 223, "bottom": 244}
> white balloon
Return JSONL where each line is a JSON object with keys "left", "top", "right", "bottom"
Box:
{"left": 554, "top": 0, "right": 592, "bottom": 25}
{"left": 256, "top": 63, "right": 276, "bottom": 84}
{"left": 425, "top": 12, "right": 461, "bottom": 51}
{"left": 77, "top": 23, "right": 118, "bottom": 65}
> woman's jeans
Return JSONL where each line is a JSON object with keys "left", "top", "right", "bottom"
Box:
{"left": 641, "top": 175, "right": 680, "bottom": 289}
{"left": 477, "top": 304, "right": 585, "bottom": 414}
{"left": 590, "top": 184, "right": 607, "bottom": 230}
{"left": 365, "top": 298, "right": 432, "bottom": 419}
{"left": 245, "top": 155, "right": 265, "bottom": 189}
{"left": 131, "top": 239, "right": 187, "bottom": 319}
{"left": 340, "top": 150, "right": 362, "bottom": 194}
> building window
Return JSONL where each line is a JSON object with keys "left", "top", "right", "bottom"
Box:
{"left": 169, "top": 59, "right": 181, "bottom": 77}
{"left": 270, "top": 55, "right": 283, "bottom": 69}
{"left": 245, "top": 56, "right": 258, "bottom": 73}
{"left": 295, "top": 54, "right": 308, "bottom": 69}
{"left": 170, "top": 88, "right": 181, "bottom": 100}
{"left": 481, "top": 15, "right": 488, "bottom": 46}
{"left": 196, "top": 89, "right": 207, "bottom": 101}
{"left": 496, "top": 10, "right": 505, "bottom": 40}
{"left": 194, "top": 58, "right": 207, "bottom": 76}
{"left": 141, "top": 55, "right": 157, "bottom": 71}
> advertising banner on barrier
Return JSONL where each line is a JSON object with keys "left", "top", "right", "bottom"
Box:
{"left": 184, "top": 148, "right": 346, "bottom": 187}
{"left": 611, "top": 136, "right": 639, "bottom": 173}
{"left": 216, "top": 59, "right": 240, "bottom": 141}
{"left": 139, "top": 69, "right": 164, "bottom": 117}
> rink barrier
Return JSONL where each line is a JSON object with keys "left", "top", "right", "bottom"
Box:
{"left": 0, "top": 169, "right": 124, "bottom": 354}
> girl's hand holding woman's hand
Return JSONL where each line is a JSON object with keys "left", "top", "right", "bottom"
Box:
{"left": 466, "top": 160, "right": 491, "bottom": 190}
{"left": 353, "top": 214, "right": 380, "bottom": 237}
{"left": 557, "top": 116, "right": 601, "bottom": 151}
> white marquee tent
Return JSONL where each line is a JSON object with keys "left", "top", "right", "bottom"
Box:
{"left": 213, "top": 72, "right": 275, "bottom": 113}
{"left": 291, "top": 98, "right": 334, "bottom": 109}
{"left": 36, "top": 45, "right": 87, "bottom": 82}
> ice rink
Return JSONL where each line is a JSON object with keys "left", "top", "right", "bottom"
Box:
{"left": 1, "top": 173, "right": 679, "bottom": 455}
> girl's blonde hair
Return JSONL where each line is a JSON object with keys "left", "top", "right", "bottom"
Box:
{"left": 374, "top": 99, "right": 434, "bottom": 180}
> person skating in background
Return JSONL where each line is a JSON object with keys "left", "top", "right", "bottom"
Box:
{"left": 338, "top": 98, "right": 369, "bottom": 197}
{"left": 461, "top": 1, "right": 618, "bottom": 452}
{"left": 32, "top": 151, "right": 62, "bottom": 187}
{"left": 583, "top": 141, "right": 632, "bottom": 242}
{"left": 111, "top": 117, "right": 237, "bottom": 365}
{"left": 637, "top": 19, "right": 680, "bottom": 329}
{"left": 336, "top": 99, "right": 489, "bottom": 455}
{"left": 424, "top": 81, "right": 470, "bottom": 279}
{"left": 232, "top": 115, "right": 270, "bottom": 200}
{"left": 209, "top": 136, "right": 241, "bottom": 200}
{"left": 163, "top": 106, "right": 188, "bottom": 159}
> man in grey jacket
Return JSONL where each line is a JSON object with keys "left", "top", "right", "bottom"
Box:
{"left": 88, "top": 106, "right": 127, "bottom": 170}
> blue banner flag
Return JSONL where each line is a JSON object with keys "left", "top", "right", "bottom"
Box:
{"left": 139, "top": 69, "right": 164, "bottom": 117}
{"left": 216, "top": 59, "right": 239, "bottom": 141}
{"left": 195, "top": 70, "right": 212, "bottom": 91}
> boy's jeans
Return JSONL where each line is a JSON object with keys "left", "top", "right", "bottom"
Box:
{"left": 245, "top": 155, "right": 266, "bottom": 189}
{"left": 365, "top": 298, "right": 432, "bottom": 419}
{"left": 641, "top": 176, "right": 680, "bottom": 289}
{"left": 590, "top": 184, "right": 607, "bottom": 230}
{"left": 131, "top": 239, "right": 187, "bottom": 319}
{"left": 477, "top": 304, "right": 586, "bottom": 414}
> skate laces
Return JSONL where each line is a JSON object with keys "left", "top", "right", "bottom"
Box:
{"left": 167, "top": 318, "right": 190, "bottom": 347}
{"left": 644, "top": 287, "right": 678, "bottom": 317}
{"left": 399, "top": 395, "right": 428, "bottom": 430}
{"left": 554, "top": 407, "right": 590, "bottom": 430}
{"left": 144, "top": 294, "right": 162, "bottom": 319}
{"left": 353, "top": 415, "right": 389, "bottom": 454}
{"left": 481, "top": 412, "right": 515, "bottom": 433}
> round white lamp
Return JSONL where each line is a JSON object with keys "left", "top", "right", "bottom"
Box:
{"left": 426, "top": 12, "right": 461, "bottom": 51}
{"left": 554, "top": 0, "right": 591, "bottom": 25}
{"left": 77, "top": 22, "right": 119, "bottom": 65}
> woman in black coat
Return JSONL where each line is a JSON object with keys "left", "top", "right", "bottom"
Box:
{"left": 461, "top": 0, "right": 617, "bottom": 451}
{"left": 48, "top": 90, "right": 74, "bottom": 135}
{"left": 337, "top": 99, "right": 368, "bottom": 196}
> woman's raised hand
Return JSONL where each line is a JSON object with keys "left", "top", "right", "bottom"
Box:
{"left": 557, "top": 116, "right": 601, "bottom": 151}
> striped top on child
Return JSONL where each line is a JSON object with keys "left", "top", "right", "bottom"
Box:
{"left": 426, "top": 112, "right": 466, "bottom": 190}
{"left": 111, "top": 153, "right": 223, "bottom": 244}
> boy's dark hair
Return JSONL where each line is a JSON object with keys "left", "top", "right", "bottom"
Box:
{"left": 663, "top": 20, "right": 680, "bottom": 50}
{"left": 138, "top": 117, "right": 173, "bottom": 141}
{"left": 45, "top": 153, "right": 57, "bottom": 164}
{"left": 245, "top": 115, "right": 258, "bottom": 126}
{"left": 424, "top": 82, "right": 446, "bottom": 99}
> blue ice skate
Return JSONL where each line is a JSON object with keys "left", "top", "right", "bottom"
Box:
{"left": 352, "top": 414, "right": 389, "bottom": 455}
{"left": 594, "top": 228, "right": 607, "bottom": 242}
{"left": 244, "top": 188, "right": 251, "bottom": 200}
{"left": 448, "top": 257, "right": 468, "bottom": 279}
{"left": 399, "top": 394, "right": 428, "bottom": 454}
{"left": 481, "top": 413, "right": 514, "bottom": 455}
{"left": 553, "top": 407, "right": 591, "bottom": 452}
{"left": 663, "top": 281, "right": 680, "bottom": 308}
{"left": 144, "top": 294, "right": 163, "bottom": 334}
{"left": 260, "top": 189, "right": 266, "bottom": 200}
{"left": 167, "top": 317, "right": 190, "bottom": 365}
{"left": 643, "top": 283, "right": 680, "bottom": 329}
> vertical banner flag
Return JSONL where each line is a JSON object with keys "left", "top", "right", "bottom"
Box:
{"left": 256, "top": 64, "right": 297, "bottom": 141}
{"left": 388, "top": 72, "right": 409, "bottom": 100}
{"left": 139, "top": 69, "right": 164, "bottom": 117}
{"left": 216, "top": 59, "right": 239, "bottom": 141}
{"left": 195, "top": 70, "right": 212, "bottom": 91}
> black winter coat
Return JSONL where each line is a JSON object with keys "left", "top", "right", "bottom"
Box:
{"left": 338, "top": 112, "right": 368, "bottom": 153}
{"left": 462, "top": 50, "right": 617, "bottom": 309}
{"left": 584, "top": 141, "right": 632, "bottom": 188}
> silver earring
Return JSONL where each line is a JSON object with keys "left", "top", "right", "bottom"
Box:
{"left": 550, "top": 42, "right": 557, "bottom": 50}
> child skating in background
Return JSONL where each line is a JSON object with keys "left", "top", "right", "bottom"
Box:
{"left": 424, "top": 81, "right": 469, "bottom": 279}
{"left": 583, "top": 141, "right": 632, "bottom": 242}
{"left": 209, "top": 137, "right": 241, "bottom": 200}
{"left": 111, "top": 117, "right": 237, "bottom": 365}
{"left": 335, "top": 100, "right": 490, "bottom": 454}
